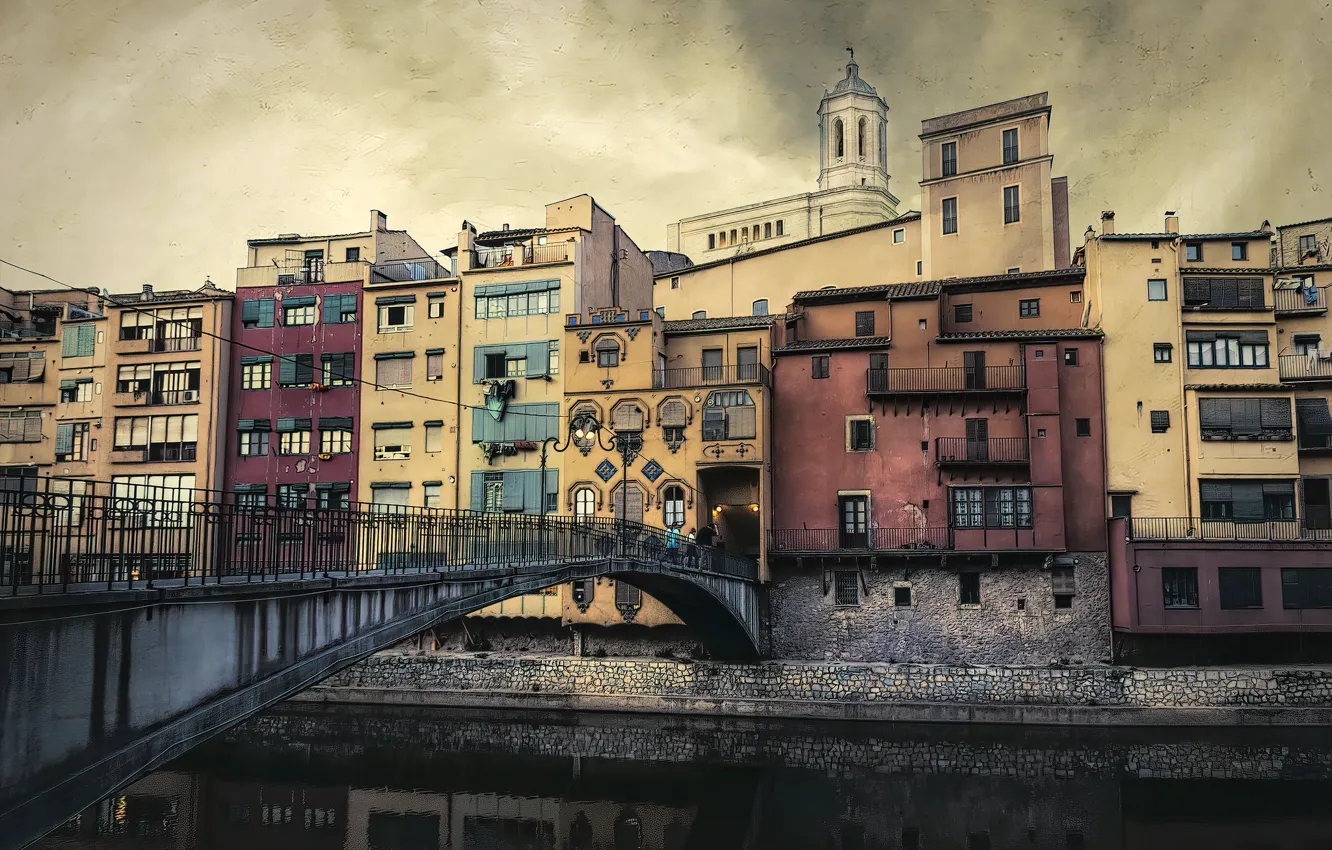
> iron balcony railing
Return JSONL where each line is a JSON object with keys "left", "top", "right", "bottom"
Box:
{"left": 474, "top": 246, "right": 520, "bottom": 268}
{"left": 653, "top": 364, "right": 771, "bottom": 389}
{"left": 935, "top": 437, "right": 1029, "bottom": 465}
{"left": 530, "top": 243, "right": 571, "bottom": 265}
{"left": 0, "top": 480, "right": 756, "bottom": 593}
{"left": 866, "top": 365, "right": 1026, "bottom": 394}
{"left": 1125, "top": 516, "right": 1332, "bottom": 542}
{"left": 1274, "top": 286, "right": 1328, "bottom": 314}
{"left": 370, "top": 258, "right": 450, "bottom": 283}
{"left": 1279, "top": 353, "right": 1332, "bottom": 381}
{"left": 277, "top": 261, "right": 324, "bottom": 285}
{"left": 768, "top": 527, "right": 951, "bottom": 553}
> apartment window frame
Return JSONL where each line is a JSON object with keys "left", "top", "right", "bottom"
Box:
{"left": 278, "top": 428, "right": 311, "bottom": 456}
{"left": 1003, "top": 185, "right": 1020, "bottom": 224}
{"left": 834, "top": 571, "right": 861, "bottom": 606}
{"left": 1150, "top": 410, "right": 1170, "bottom": 433}
{"left": 321, "top": 352, "right": 355, "bottom": 387}
{"left": 241, "top": 360, "right": 272, "bottom": 390}
{"left": 941, "top": 141, "right": 957, "bottom": 177}
{"left": 1282, "top": 568, "right": 1332, "bottom": 609}
{"left": 1075, "top": 417, "right": 1091, "bottom": 437}
{"left": 1200, "top": 479, "right": 1296, "bottom": 522}
{"left": 320, "top": 427, "right": 353, "bottom": 455}
{"left": 1186, "top": 334, "right": 1270, "bottom": 369}
{"left": 55, "top": 422, "right": 90, "bottom": 462}
{"left": 854, "top": 311, "right": 875, "bottom": 337}
{"left": 811, "top": 355, "right": 830, "bottom": 379}
{"left": 954, "top": 303, "right": 973, "bottom": 323}
{"left": 959, "top": 572, "right": 981, "bottom": 606}
{"left": 950, "top": 486, "right": 1033, "bottom": 529}
{"left": 1154, "top": 343, "right": 1173, "bottom": 363}
{"left": 751, "top": 299, "right": 769, "bottom": 317}
{"left": 1219, "top": 567, "right": 1263, "bottom": 610}
{"left": 847, "top": 416, "right": 874, "bottom": 452}
{"left": 1299, "top": 234, "right": 1317, "bottom": 257}
{"left": 1001, "top": 127, "right": 1019, "bottom": 164}
{"left": 1019, "top": 298, "right": 1040, "bottom": 318}
{"left": 1162, "top": 567, "right": 1200, "bottom": 609}
{"left": 427, "top": 297, "right": 446, "bottom": 319}
{"left": 942, "top": 197, "right": 958, "bottom": 235}
{"left": 377, "top": 303, "right": 414, "bottom": 333}
{"left": 1147, "top": 279, "right": 1168, "bottom": 301}
{"left": 60, "top": 380, "right": 94, "bottom": 404}
{"left": 1185, "top": 241, "right": 1203, "bottom": 263}
{"left": 892, "top": 228, "right": 905, "bottom": 244}
{"left": 708, "top": 234, "right": 715, "bottom": 250}
{"left": 1063, "top": 348, "right": 1079, "bottom": 366}
{"left": 238, "top": 428, "right": 269, "bottom": 458}
{"left": 1232, "top": 241, "right": 1248, "bottom": 261}
{"left": 1198, "top": 397, "right": 1293, "bottom": 440}
{"left": 282, "top": 302, "right": 316, "bottom": 326}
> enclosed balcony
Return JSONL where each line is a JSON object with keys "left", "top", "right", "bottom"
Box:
{"left": 866, "top": 365, "right": 1025, "bottom": 396}
{"left": 935, "top": 437, "right": 1029, "bottom": 466}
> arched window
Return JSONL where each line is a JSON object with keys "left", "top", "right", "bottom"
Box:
{"left": 752, "top": 299, "right": 769, "bottom": 316}
{"left": 718, "top": 231, "right": 726, "bottom": 247}
{"left": 594, "top": 337, "right": 620, "bottom": 367}
{"left": 574, "top": 487, "right": 596, "bottom": 518}
{"left": 663, "top": 485, "right": 685, "bottom": 528}
{"left": 692, "top": 310, "right": 706, "bottom": 320}
{"left": 858, "top": 116, "right": 867, "bottom": 158}
{"left": 834, "top": 118, "right": 844, "bottom": 159}
{"left": 764, "top": 222, "right": 772, "bottom": 239}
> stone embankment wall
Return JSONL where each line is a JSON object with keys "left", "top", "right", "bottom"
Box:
{"left": 313, "top": 653, "right": 1332, "bottom": 720}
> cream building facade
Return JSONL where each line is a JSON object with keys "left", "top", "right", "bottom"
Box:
{"left": 662, "top": 54, "right": 901, "bottom": 264}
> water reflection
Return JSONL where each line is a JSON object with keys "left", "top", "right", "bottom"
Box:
{"left": 32, "top": 705, "right": 1332, "bottom": 850}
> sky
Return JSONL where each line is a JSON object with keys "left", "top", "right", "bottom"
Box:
{"left": 1, "top": 0, "right": 1330, "bottom": 293}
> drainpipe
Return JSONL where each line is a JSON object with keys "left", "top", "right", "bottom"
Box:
{"left": 1170, "top": 237, "right": 1195, "bottom": 521}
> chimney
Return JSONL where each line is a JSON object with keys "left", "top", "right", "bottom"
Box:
{"left": 1100, "top": 211, "right": 1115, "bottom": 235}
{"left": 372, "top": 210, "right": 388, "bottom": 232}
{"left": 142, "top": 284, "right": 154, "bottom": 300}
{"left": 502, "top": 223, "right": 510, "bottom": 232}
{"left": 1164, "top": 211, "right": 1179, "bottom": 235}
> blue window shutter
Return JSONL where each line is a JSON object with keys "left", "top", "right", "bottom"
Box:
{"left": 78, "top": 326, "right": 95, "bottom": 356}
{"left": 55, "top": 424, "right": 73, "bottom": 454}
{"left": 469, "top": 472, "right": 485, "bottom": 512}
{"left": 242, "top": 299, "right": 260, "bottom": 325}
{"left": 527, "top": 341, "right": 549, "bottom": 376}
{"left": 502, "top": 473, "right": 525, "bottom": 511}
{"left": 258, "top": 299, "right": 275, "bottom": 328}
{"left": 521, "top": 470, "right": 542, "bottom": 514}
{"left": 322, "top": 294, "right": 341, "bottom": 324}
{"left": 473, "top": 347, "right": 487, "bottom": 383}
{"left": 543, "top": 469, "right": 558, "bottom": 506}
{"left": 278, "top": 355, "right": 295, "bottom": 385}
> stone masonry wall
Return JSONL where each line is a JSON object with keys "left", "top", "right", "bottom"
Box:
{"left": 767, "top": 554, "right": 1111, "bottom": 666}
{"left": 322, "top": 652, "right": 1332, "bottom": 709}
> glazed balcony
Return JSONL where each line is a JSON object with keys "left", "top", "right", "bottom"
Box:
{"left": 866, "top": 365, "right": 1025, "bottom": 395}
{"left": 768, "top": 527, "right": 951, "bottom": 554}
{"left": 1126, "top": 516, "right": 1332, "bottom": 543}
{"left": 1278, "top": 354, "right": 1332, "bottom": 381}
{"left": 935, "top": 437, "right": 1029, "bottom": 466}
{"left": 1273, "top": 286, "right": 1328, "bottom": 316}
{"left": 653, "top": 364, "right": 771, "bottom": 389}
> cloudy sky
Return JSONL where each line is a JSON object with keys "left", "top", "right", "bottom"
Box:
{"left": 2, "top": 0, "right": 1329, "bottom": 292}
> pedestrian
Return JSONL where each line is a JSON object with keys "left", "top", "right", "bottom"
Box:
{"left": 696, "top": 523, "right": 717, "bottom": 569}
{"left": 665, "top": 524, "right": 681, "bottom": 562}
{"left": 685, "top": 527, "right": 698, "bottom": 567}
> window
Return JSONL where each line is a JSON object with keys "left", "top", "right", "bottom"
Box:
{"left": 1282, "top": 568, "right": 1332, "bottom": 609}
{"left": 1052, "top": 566, "right": 1076, "bottom": 608}
{"left": 1198, "top": 397, "right": 1292, "bottom": 439}
{"left": 854, "top": 311, "right": 875, "bottom": 337}
{"left": 1110, "top": 494, "right": 1132, "bottom": 518}
{"left": 1183, "top": 277, "right": 1265, "bottom": 309}
{"left": 241, "top": 298, "right": 275, "bottom": 329}
{"left": 737, "top": 346, "right": 759, "bottom": 381}
{"left": 692, "top": 311, "right": 706, "bottom": 320}
{"left": 752, "top": 299, "right": 769, "bottom": 316}
{"left": 868, "top": 353, "right": 887, "bottom": 375}
{"left": 60, "top": 380, "right": 93, "bottom": 403}
{"left": 663, "top": 485, "right": 685, "bottom": 528}
{"left": 572, "top": 487, "right": 597, "bottom": 518}
{"left": 283, "top": 301, "right": 315, "bottom": 326}
{"left": 55, "top": 422, "right": 90, "bottom": 462}
{"left": 276, "top": 484, "right": 306, "bottom": 509}
{"left": 941, "top": 141, "right": 957, "bottom": 176}
{"left": 893, "top": 228, "right": 905, "bottom": 244}
{"left": 375, "top": 354, "right": 413, "bottom": 389}
{"left": 1231, "top": 241, "right": 1248, "bottom": 261}
{"left": 1299, "top": 234, "right": 1317, "bottom": 257}
{"left": 595, "top": 339, "right": 619, "bottom": 367}
{"left": 277, "top": 353, "right": 314, "bottom": 387}
{"left": 942, "top": 197, "right": 958, "bottom": 234}
{"left": 1150, "top": 410, "right": 1170, "bottom": 433}
{"left": 916, "top": 260, "right": 922, "bottom": 276}
{"left": 1162, "top": 568, "right": 1199, "bottom": 609}
{"left": 959, "top": 572, "right": 981, "bottom": 606}
{"left": 893, "top": 585, "right": 912, "bottom": 607}
{"left": 1219, "top": 567, "right": 1263, "bottom": 609}
{"left": 323, "top": 294, "right": 357, "bottom": 324}
{"left": 833, "top": 118, "right": 845, "bottom": 158}
{"left": 1075, "top": 418, "right": 1091, "bottom": 436}
{"left": 1294, "top": 334, "right": 1321, "bottom": 356}
{"left": 702, "top": 389, "right": 755, "bottom": 440}
{"left": 708, "top": 234, "right": 715, "bottom": 250}
{"left": 1154, "top": 343, "right": 1173, "bottom": 363}
{"left": 848, "top": 417, "right": 873, "bottom": 452}
{"left": 1063, "top": 348, "right": 1079, "bottom": 366}
{"left": 61, "top": 325, "right": 96, "bottom": 357}
{"left": 1003, "top": 185, "right": 1020, "bottom": 224}
{"left": 951, "top": 487, "right": 1033, "bottom": 529}
{"left": 423, "top": 421, "right": 443, "bottom": 453}
{"left": 811, "top": 355, "right": 830, "bottom": 379}
{"left": 473, "top": 285, "right": 560, "bottom": 320}
{"left": 1017, "top": 298, "right": 1040, "bottom": 318}
{"left": 544, "top": 340, "right": 560, "bottom": 375}
{"left": 1002, "top": 127, "right": 1018, "bottom": 164}
{"left": 345, "top": 247, "right": 360, "bottom": 262}
{"left": 314, "top": 484, "right": 350, "bottom": 510}
{"left": 319, "top": 422, "right": 353, "bottom": 454}
{"left": 834, "top": 571, "right": 860, "bottom": 606}
{"left": 238, "top": 423, "right": 269, "bottom": 457}
{"left": 857, "top": 116, "right": 867, "bottom": 157}
{"left": 426, "top": 350, "right": 444, "bottom": 381}
{"left": 373, "top": 424, "right": 412, "bottom": 460}
{"left": 1008, "top": 267, "right": 1020, "bottom": 274}
{"left": 1186, "top": 331, "right": 1269, "bottom": 368}
{"left": 1185, "top": 242, "right": 1203, "bottom": 262}
{"left": 1200, "top": 479, "right": 1295, "bottom": 521}
{"left": 776, "top": 220, "right": 784, "bottom": 236}
{"left": 422, "top": 482, "right": 442, "bottom": 509}
{"left": 321, "top": 352, "right": 355, "bottom": 387}
{"left": 278, "top": 422, "right": 312, "bottom": 456}
{"left": 954, "top": 304, "right": 973, "bottom": 323}
{"left": 113, "top": 414, "right": 198, "bottom": 461}
{"left": 427, "top": 296, "right": 446, "bottom": 319}
{"left": 378, "top": 303, "right": 414, "bottom": 332}
{"left": 1070, "top": 290, "right": 1082, "bottom": 303}
{"left": 241, "top": 359, "right": 272, "bottom": 390}
{"left": 730, "top": 229, "right": 737, "bottom": 244}
{"left": 0, "top": 351, "right": 44, "bottom": 384}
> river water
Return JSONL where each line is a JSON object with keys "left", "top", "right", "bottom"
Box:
{"left": 29, "top": 703, "right": 1332, "bottom": 849}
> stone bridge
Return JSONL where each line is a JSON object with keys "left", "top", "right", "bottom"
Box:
{"left": 0, "top": 486, "right": 759, "bottom": 848}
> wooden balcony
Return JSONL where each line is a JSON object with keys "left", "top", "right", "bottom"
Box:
{"left": 866, "top": 366, "right": 1025, "bottom": 396}
{"left": 935, "top": 437, "right": 1029, "bottom": 466}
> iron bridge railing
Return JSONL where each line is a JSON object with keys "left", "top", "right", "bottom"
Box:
{"left": 0, "top": 481, "right": 756, "bottom": 595}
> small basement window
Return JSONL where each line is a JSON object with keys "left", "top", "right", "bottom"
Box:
{"left": 834, "top": 571, "right": 860, "bottom": 606}
{"left": 893, "top": 585, "right": 912, "bottom": 607}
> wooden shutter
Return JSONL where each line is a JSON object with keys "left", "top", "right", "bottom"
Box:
{"left": 1198, "top": 398, "right": 1229, "bottom": 430}
{"left": 854, "top": 311, "right": 875, "bottom": 337}
{"left": 502, "top": 472, "right": 525, "bottom": 511}
{"left": 612, "top": 403, "right": 644, "bottom": 432}
{"left": 55, "top": 423, "right": 73, "bottom": 455}
{"left": 659, "top": 399, "right": 687, "bottom": 428}
{"left": 525, "top": 341, "right": 550, "bottom": 376}
{"left": 295, "top": 354, "right": 313, "bottom": 385}
{"left": 613, "top": 484, "right": 644, "bottom": 524}
{"left": 1231, "top": 481, "right": 1265, "bottom": 521}
{"left": 1260, "top": 398, "right": 1292, "bottom": 430}
{"left": 727, "top": 404, "right": 756, "bottom": 439}
{"left": 376, "top": 357, "right": 412, "bottom": 387}
{"left": 1231, "top": 399, "right": 1261, "bottom": 435}
{"left": 469, "top": 472, "right": 485, "bottom": 511}
{"left": 966, "top": 418, "right": 989, "bottom": 441}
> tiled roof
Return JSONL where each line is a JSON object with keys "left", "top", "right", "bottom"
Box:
{"left": 938, "top": 267, "right": 1084, "bottom": 289}
{"left": 1101, "top": 231, "right": 1271, "bottom": 241}
{"left": 1185, "top": 383, "right": 1289, "bottom": 392}
{"left": 110, "top": 285, "right": 233, "bottom": 305}
{"left": 663, "top": 315, "right": 778, "bottom": 334}
{"left": 775, "top": 336, "right": 891, "bottom": 354}
{"left": 474, "top": 225, "right": 581, "bottom": 244}
{"left": 934, "top": 328, "right": 1102, "bottom": 342}
{"left": 793, "top": 280, "right": 941, "bottom": 302}
{"left": 1179, "top": 268, "right": 1272, "bottom": 275}
{"left": 1276, "top": 217, "right": 1332, "bottom": 230}
{"left": 652, "top": 212, "right": 922, "bottom": 279}
{"left": 247, "top": 230, "right": 375, "bottom": 246}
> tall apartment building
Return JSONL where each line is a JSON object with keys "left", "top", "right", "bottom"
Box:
{"left": 226, "top": 211, "right": 433, "bottom": 507}
{"left": 767, "top": 270, "right": 1107, "bottom": 665}
{"left": 1083, "top": 212, "right": 1332, "bottom": 662}
{"left": 654, "top": 92, "right": 1071, "bottom": 323}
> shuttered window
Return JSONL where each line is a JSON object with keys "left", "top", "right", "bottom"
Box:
{"left": 426, "top": 349, "right": 445, "bottom": 381}
{"left": 375, "top": 354, "right": 413, "bottom": 388}
{"left": 611, "top": 402, "right": 645, "bottom": 432}
{"left": 1185, "top": 331, "right": 1270, "bottom": 368}
{"left": 1182, "top": 277, "right": 1266, "bottom": 310}
{"left": 702, "top": 390, "right": 755, "bottom": 440}
{"left": 277, "top": 354, "right": 313, "bottom": 387}
{"left": 470, "top": 402, "right": 559, "bottom": 443}
{"left": 854, "top": 311, "right": 875, "bottom": 337}
{"left": 0, "top": 352, "right": 45, "bottom": 383}
{"left": 1296, "top": 398, "right": 1332, "bottom": 446}
{"left": 472, "top": 341, "right": 551, "bottom": 381}
{"left": 322, "top": 294, "right": 357, "bottom": 324}
{"left": 611, "top": 484, "right": 645, "bottom": 524}
{"left": 1200, "top": 479, "right": 1296, "bottom": 521}
{"left": 241, "top": 298, "right": 276, "bottom": 329}
{"left": 373, "top": 424, "right": 412, "bottom": 459}
{"left": 659, "top": 399, "right": 688, "bottom": 428}
{"left": 467, "top": 469, "right": 558, "bottom": 514}
{"left": 61, "top": 325, "right": 96, "bottom": 357}
{"left": 425, "top": 421, "right": 444, "bottom": 453}
{"left": 1198, "top": 397, "right": 1292, "bottom": 438}
{"left": 0, "top": 410, "right": 43, "bottom": 443}
{"left": 320, "top": 353, "right": 355, "bottom": 386}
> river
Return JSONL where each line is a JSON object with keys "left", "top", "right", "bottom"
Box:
{"left": 27, "top": 703, "right": 1332, "bottom": 849}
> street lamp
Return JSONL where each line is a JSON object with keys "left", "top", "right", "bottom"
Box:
{"left": 538, "top": 413, "right": 598, "bottom": 523}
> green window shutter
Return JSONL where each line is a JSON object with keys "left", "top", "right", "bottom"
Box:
{"left": 278, "top": 355, "right": 295, "bottom": 385}
{"left": 469, "top": 472, "right": 485, "bottom": 512}
{"left": 285, "top": 295, "right": 316, "bottom": 308}
{"left": 241, "top": 299, "right": 260, "bottom": 325}
{"left": 473, "top": 347, "right": 488, "bottom": 383}
{"left": 55, "top": 424, "right": 73, "bottom": 454}
{"left": 543, "top": 469, "right": 558, "bottom": 506}
{"left": 526, "top": 341, "right": 550, "bottom": 376}
{"left": 527, "top": 403, "right": 559, "bottom": 441}
{"left": 77, "top": 326, "right": 95, "bottom": 356}
{"left": 258, "top": 299, "right": 275, "bottom": 328}
{"left": 502, "top": 473, "right": 525, "bottom": 511}
{"left": 276, "top": 418, "right": 296, "bottom": 432}
{"left": 322, "top": 294, "right": 345, "bottom": 324}
{"left": 62, "top": 325, "right": 94, "bottom": 357}
{"left": 471, "top": 407, "right": 493, "bottom": 443}
{"left": 295, "top": 354, "right": 313, "bottom": 385}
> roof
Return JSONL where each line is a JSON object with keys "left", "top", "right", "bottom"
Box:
{"left": 1179, "top": 267, "right": 1272, "bottom": 276}
{"left": 663, "top": 315, "right": 777, "bottom": 334}
{"left": 793, "top": 280, "right": 941, "bottom": 303}
{"left": 109, "top": 285, "right": 234, "bottom": 305}
{"left": 1185, "top": 383, "right": 1290, "bottom": 392}
{"left": 1101, "top": 231, "right": 1271, "bottom": 242}
{"left": 775, "top": 336, "right": 891, "bottom": 354}
{"left": 829, "top": 57, "right": 879, "bottom": 97}
{"left": 934, "top": 328, "right": 1103, "bottom": 342}
{"left": 247, "top": 230, "right": 375, "bottom": 247}
{"left": 920, "top": 92, "right": 1050, "bottom": 137}
{"left": 1276, "top": 216, "right": 1332, "bottom": 230}
{"left": 474, "top": 225, "right": 581, "bottom": 245}
{"left": 653, "top": 212, "right": 921, "bottom": 280}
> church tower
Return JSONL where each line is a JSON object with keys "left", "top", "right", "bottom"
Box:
{"left": 817, "top": 49, "right": 890, "bottom": 193}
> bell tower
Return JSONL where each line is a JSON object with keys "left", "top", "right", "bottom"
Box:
{"left": 818, "top": 48, "right": 891, "bottom": 193}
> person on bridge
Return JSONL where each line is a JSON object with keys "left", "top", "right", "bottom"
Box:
{"left": 685, "top": 527, "right": 698, "bottom": 568}
{"left": 665, "top": 524, "right": 682, "bottom": 562}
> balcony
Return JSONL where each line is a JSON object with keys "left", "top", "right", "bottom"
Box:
{"left": 112, "top": 389, "right": 201, "bottom": 407}
{"left": 1274, "top": 286, "right": 1328, "bottom": 315}
{"left": 0, "top": 320, "right": 57, "bottom": 340}
{"left": 530, "top": 243, "right": 572, "bottom": 265}
{"left": 1126, "top": 516, "right": 1332, "bottom": 543}
{"left": 1299, "top": 434, "right": 1332, "bottom": 454}
{"left": 653, "top": 364, "right": 771, "bottom": 389}
{"left": 935, "top": 437, "right": 1029, "bottom": 466}
{"left": 866, "top": 366, "right": 1025, "bottom": 395}
{"left": 110, "top": 444, "right": 198, "bottom": 464}
{"left": 768, "top": 527, "right": 951, "bottom": 554}
{"left": 1279, "top": 354, "right": 1332, "bottom": 381}
{"left": 370, "top": 258, "right": 450, "bottom": 284}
